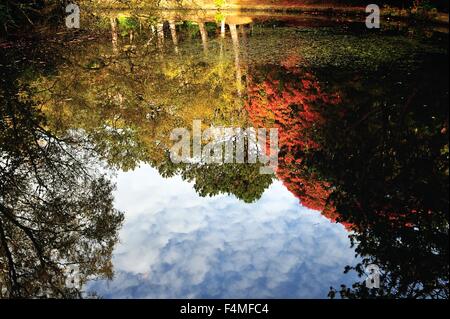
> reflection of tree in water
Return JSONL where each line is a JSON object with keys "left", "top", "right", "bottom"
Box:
{"left": 322, "top": 58, "right": 449, "bottom": 299}
{"left": 245, "top": 56, "right": 347, "bottom": 227}
{"left": 28, "top": 25, "right": 272, "bottom": 204}
{"left": 157, "top": 154, "right": 273, "bottom": 203}
{"left": 4, "top": 20, "right": 447, "bottom": 298}
{"left": 0, "top": 74, "right": 124, "bottom": 297}
{"left": 246, "top": 55, "right": 449, "bottom": 298}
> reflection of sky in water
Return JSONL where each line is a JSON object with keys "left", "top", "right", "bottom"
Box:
{"left": 87, "top": 165, "right": 359, "bottom": 298}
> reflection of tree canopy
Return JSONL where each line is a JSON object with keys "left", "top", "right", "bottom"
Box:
{"left": 249, "top": 55, "right": 449, "bottom": 298}
{"left": 28, "top": 26, "right": 272, "bottom": 203}
{"left": 157, "top": 153, "right": 273, "bottom": 203}
{"left": 33, "top": 25, "right": 243, "bottom": 171}
{"left": 246, "top": 53, "right": 449, "bottom": 298}
{"left": 245, "top": 57, "right": 346, "bottom": 226}
{"left": 0, "top": 64, "right": 124, "bottom": 298}
{"left": 4, "top": 18, "right": 448, "bottom": 298}
{"left": 322, "top": 58, "right": 449, "bottom": 298}
{"left": 27, "top": 17, "right": 449, "bottom": 209}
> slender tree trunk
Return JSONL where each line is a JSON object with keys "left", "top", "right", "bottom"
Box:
{"left": 229, "top": 24, "right": 242, "bottom": 96}
{"left": 169, "top": 20, "right": 179, "bottom": 54}
{"left": 110, "top": 17, "right": 118, "bottom": 54}
{"left": 198, "top": 22, "right": 208, "bottom": 54}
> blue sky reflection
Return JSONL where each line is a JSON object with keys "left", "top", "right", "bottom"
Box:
{"left": 87, "top": 165, "right": 359, "bottom": 298}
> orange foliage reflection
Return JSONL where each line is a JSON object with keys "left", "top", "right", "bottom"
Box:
{"left": 245, "top": 55, "right": 352, "bottom": 230}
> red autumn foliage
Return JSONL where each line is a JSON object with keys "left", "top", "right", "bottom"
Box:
{"left": 245, "top": 56, "right": 352, "bottom": 230}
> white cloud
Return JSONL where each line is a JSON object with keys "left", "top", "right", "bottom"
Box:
{"left": 88, "top": 165, "right": 359, "bottom": 298}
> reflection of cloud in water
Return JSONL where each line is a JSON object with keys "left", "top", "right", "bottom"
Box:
{"left": 87, "top": 165, "right": 358, "bottom": 298}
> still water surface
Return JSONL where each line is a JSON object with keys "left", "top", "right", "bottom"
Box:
{"left": 87, "top": 166, "right": 357, "bottom": 298}
{"left": 0, "top": 10, "right": 448, "bottom": 298}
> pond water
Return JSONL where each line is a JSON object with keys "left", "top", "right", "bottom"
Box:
{"left": 0, "top": 11, "right": 448, "bottom": 299}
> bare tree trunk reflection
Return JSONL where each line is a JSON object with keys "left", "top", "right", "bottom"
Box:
{"left": 239, "top": 24, "right": 249, "bottom": 93}
{"left": 221, "top": 19, "right": 226, "bottom": 39}
{"left": 229, "top": 24, "right": 242, "bottom": 97}
{"left": 239, "top": 24, "right": 247, "bottom": 42}
{"left": 169, "top": 20, "right": 179, "bottom": 54}
{"left": 156, "top": 23, "right": 164, "bottom": 52}
{"left": 110, "top": 17, "right": 118, "bottom": 55}
{"left": 198, "top": 22, "right": 208, "bottom": 54}
{"left": 145, "top": 25, "right": 156, "bottom": 48}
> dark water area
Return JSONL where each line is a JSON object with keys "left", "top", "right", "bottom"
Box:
{"left": 0, "top": 11, "right": 448, "bottom": 298}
